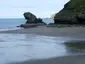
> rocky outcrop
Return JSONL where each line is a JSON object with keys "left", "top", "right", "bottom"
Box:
{"left": 23, "top": 12, "right": 37, "bottom": 23}
{"left": 19, "top": 12, "right": 46, "bottom": 28}
{"left": 76, "top": 12, "right": 85, "bottom": 24}
{"left": 54, "top": 0, "right": 85, "bottom": 24}
{"left": 20, "top": 24, "right": 38, "bottom": 28}
{"left": 23, "top": 12, "right": 46, "bottom": 24}
{"left": 36, "top": 18, "right": 46, "bottom": 25}
{"left": 54, "top": 10, "right": 78, "bottom": 24}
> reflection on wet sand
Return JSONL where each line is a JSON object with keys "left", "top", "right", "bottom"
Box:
{"left": 8, "top": 40, "right": 85, "bottom": 64}
{"left": 0, "top": 34, "right": 68, "bottom": 64}
{"left": 0, "top": 34, "right": 85, "bottom": 64}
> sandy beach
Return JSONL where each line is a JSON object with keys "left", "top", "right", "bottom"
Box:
{"left": 0, "top": 26, "right": 85, "bottom": 64}
{"left": 0, "top": 26, "right": 85, "bottom": 37}
{"left": 9, "top": 55, "right": 85, "bottom": 64}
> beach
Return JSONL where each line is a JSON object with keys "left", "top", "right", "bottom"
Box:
{"left": 9, "top": 55, "right": 85, "bottom": 64}
{"left": 0, "top": 26, "right": 85, "bottom": 37}
{"left": 1, "top": 0, "right": 85, "bottom": 63}
{"left": 0, "top": 26, "right": 85, "bottom": 64}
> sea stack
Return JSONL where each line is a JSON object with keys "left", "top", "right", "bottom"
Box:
{"left": 20, "top": 12, "right": 46, "bottom": 28}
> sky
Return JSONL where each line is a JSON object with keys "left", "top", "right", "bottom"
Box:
{"left": 0, "top": 0, "right": 69, "bottom": 18}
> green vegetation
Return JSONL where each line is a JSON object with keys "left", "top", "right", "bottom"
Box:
{"left": 60, "top": 0, "right": 85, "bottom": 13}
{"left": 65, "top": 41, "right": 85, "bottom": 49}
{"left": 64, "top": 0, "right": 85, "bottom": 13}
{"left": 54, "top": 0, "right": 85, "bottom": 24}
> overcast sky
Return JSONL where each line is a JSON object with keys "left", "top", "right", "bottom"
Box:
{"left": 0, "top": 0, "right": 69, "bottom": 18}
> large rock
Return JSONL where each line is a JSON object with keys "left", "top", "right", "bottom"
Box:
{"left": 23, "top": 12, "right": 37, "bottom": 23}
{"left": 18, "top": 12, "right": 47, "bottom": 28}
{"left": 54, "top": 0, "right": 85, "bottom": 24}
{"left": 54, "top": 10, "right": 78, "bottom": 24}
{"left": 23, "top": 12, "right": 46, "bottom": 24}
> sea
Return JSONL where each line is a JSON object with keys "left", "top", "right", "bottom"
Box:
{"left": 0, "top": 18, "right": 54, "bottom": 30}
{"left": 0, "top": 18, "right": 85, "bottom": 64}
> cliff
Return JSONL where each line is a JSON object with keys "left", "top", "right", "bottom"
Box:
{"left": 54, "top": 0, "right": 85, "bottom": 24}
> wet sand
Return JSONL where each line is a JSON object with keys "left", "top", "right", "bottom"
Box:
{"left": 0, "top": 26, "right": 85, "bottom": 37}
{"left": 9, "top": 55, "right": 85, "bottom": 64}
{"left": 0, "top": 26, "right": 85, "bottom": 64}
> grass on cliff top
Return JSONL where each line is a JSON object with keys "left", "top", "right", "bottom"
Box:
{"left": 68, "top": 0, "right": 85, "bottom": 12}
{"left": 56, "top": 0, "right": 85, "bottom": 16}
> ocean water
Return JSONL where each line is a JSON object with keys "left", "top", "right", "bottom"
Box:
{"left": 0, "top": 18, "right": 25, "bottom": 29}
{"left": 0, "top": 18, "right": 84, "bottom": 64}
{"left": 0, "top": 18, "right": 54, "bottom": 30}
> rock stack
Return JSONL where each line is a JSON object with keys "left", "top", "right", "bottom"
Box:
{"left": 19, "top": 12, "right": 46, "bottom": 28}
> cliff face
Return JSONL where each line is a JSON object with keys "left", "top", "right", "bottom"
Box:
{"left": 54, "top": 0, "right": 85, "bottom": 24}
{"left": 65, "top": 0, "right": 85, "bottom": 12}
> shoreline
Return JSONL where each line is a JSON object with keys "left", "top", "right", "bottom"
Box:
{"left": 0, "top": 26, "right": 85, "bottom": 37}
{"left": 1, "top": 26, "right": 85, "bottom": 64}
{"left": 9, "top": 55, "right": 85, "bottom": 64}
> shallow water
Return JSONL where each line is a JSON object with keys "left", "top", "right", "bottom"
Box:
{"left": 0, "top": 34, "right": 85, "bottom": 64}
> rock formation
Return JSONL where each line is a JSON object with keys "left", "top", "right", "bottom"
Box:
{"left": 20, "top": 24, "right": 38, "bottom": 28}
{"left": 76, "top": 12, "right": 85, "bottom": 24}
{"left": 54, "top": 0, "right": 85, "bottom": 24}
{"left": 23, "top": 12, "right": 37, "bottom": 23}
{"left": 19, "top": 12, "right": 46, "bottom": 28}
{"left": 23, "top": 12, "right": 46, "bottom": 24}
